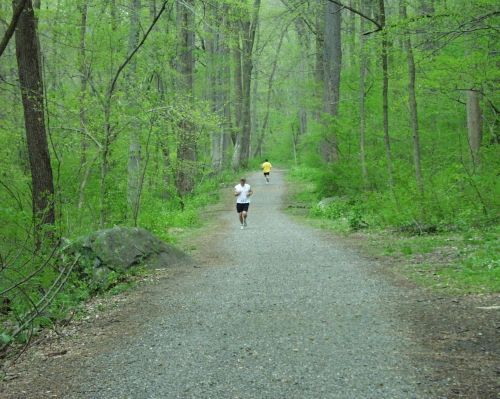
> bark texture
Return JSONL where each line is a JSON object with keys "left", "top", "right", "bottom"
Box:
{"left": 14, "top": 0, "right": 55, "bottom": 241}
{"left": 400, "top": 0, "right": 424, "bottom": 197}
{"left": 175, "top": 0, "right": 196, "bottom": 194}
{"left": 321, "top": 0, "right": 342, "bottom": 162}
{"left": 467, "top": 89, "right": 483, "bottom": 165}
{"left": 127, "top": 0, "right": 142, "bottom": 224}
{"left": 359, "top": 0, "right": 368, "bottom": 188}
{"left": 379, "top": 0, "right": 394, "bottom": 189}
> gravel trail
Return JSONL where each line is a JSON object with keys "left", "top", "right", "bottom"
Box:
{"left": 72, "top": 170, "right": 431, "bottom": 398}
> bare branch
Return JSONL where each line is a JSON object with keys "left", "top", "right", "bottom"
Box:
{"left": 279, "top": 0, "right": 317, "bottom": 36}
{"left": 325, "top": 0, "right": 382, "bottom": 32}
{"left": 53, "top": 126, "right": 103, "bottom": 150}
{"left": 0, "top": 0, "right": 28, "bottom": 59}
{"left": 108, "top": 0, "right": 170, "bottom": 97}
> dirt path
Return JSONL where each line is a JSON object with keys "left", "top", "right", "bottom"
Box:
{"left": 1, "top": 170, "right": 498, "bottom": 398}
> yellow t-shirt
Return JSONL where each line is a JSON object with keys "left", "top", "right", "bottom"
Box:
{"left": 262, "top": 162, "right": 272, "bottom": 173}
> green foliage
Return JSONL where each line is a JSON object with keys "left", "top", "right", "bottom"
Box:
{"left": 410, "top": 229, "right": 500, "bottom": 293}
{"left": 288, "top": 164, "right": 499, "bottom": 293}
{"left": 0, "top": 332, "right": 12, "bottom": 346}
{"left": 1, "top": 0, "right": 499, "bottom": 349}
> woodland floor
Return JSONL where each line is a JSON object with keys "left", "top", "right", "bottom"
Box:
{"left": 337, "top": 234, "right": 500, "bottom": 399}
{"left": 0, "top": 170, "right": 498, "bottom": 399}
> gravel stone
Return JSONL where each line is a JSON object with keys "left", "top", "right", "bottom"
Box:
{"left": 70, "top": 170, "right": 434, "bottom": 398}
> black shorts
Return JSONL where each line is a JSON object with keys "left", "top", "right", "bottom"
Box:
{"left": 264, "top": 172, "right": 270, "bottom": 176}
{"left": 236, "top": 203, "right": 249, "bottom": 213}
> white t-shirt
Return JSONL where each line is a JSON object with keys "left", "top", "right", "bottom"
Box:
{"left": 235, "top": 183, "right": 252, "bottom": 204}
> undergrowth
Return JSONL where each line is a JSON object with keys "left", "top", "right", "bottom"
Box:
{"left": 0, "top": 171, "right": 237, "bottom": 355}
{"left": 286, "top": 166, "right": 500, "bottom": 294}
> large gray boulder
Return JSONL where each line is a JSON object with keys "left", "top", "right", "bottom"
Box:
{"left": 68, "top": 227, "right": 188, "bottom": 280}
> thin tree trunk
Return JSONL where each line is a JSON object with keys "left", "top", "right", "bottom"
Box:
{"left": 315, "top": 0, "right": 324, "bottom": 85}
{"left": 467, "top": 89, "right": 483, "bottom": 166}
{"left": 321, "top": 0, "right": 342, "bottom": 162}
{"left": 127, "top": 0, "right": 142, "bottom": 225}
{"left": 220, "top": 4, "right": 232, "bottom": 167}
{"left": 175, "top": 0, "right": 196, "bottom": 194}
{"left": 238, "top": 0, "right": 261, "bottom": 169}
{"left": 292, "top": 125, "right": 299, "bottom": 165}
{"left": 379, "top": 0, "right": 394, "bottom": 189}
{"left": 251, "top": 22, "right": 260, "bottom": 151}
{"left": 14, "top": 0, "right": 55, "bottom": 244}
{"left": 348, "top": 0, "right": 356, "bottom": 67}
{"left": 47, "top": 0, "right": 62, "bottom": 90}
{"left": 100, "top": 106, "right": 112, "bottom": 228}
{"left": 207, "top": 3, "right": 223, "bottom": 172}
{"left": 253, "top": 26, "right": 286, "bottom": 157}
{"left": 359, "top": 0, "right": 368, "bottom": 188}
{"left": 295, "top": 17, "right": 309, "bottom": 138}
{"left": 77, "top": 0, "right": 89, "bottom": 210}
{"left": 0, "top": 0, "right": 28, "bottom": 59}
{"left": 400, "top": 0, "right": 424, "bottom": 198}
{"left": 161, "top": 141, "right": 170, "bottom": 199}
{"left": 231, "top": 21, "right": 243, "bottom": 169}
{"left": 97, "top": 1, "right": 168, "bottom": 226}
{"left": 110, "top": 0, "right": 118, "bottom": 31}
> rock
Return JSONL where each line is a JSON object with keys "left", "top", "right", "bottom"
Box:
{"left": 67, "top": 226, "right": 188, "bottom": 277}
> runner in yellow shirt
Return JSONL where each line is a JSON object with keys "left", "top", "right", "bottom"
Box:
{"left": 261, "top": 159, "right": 272, "bottom": 184}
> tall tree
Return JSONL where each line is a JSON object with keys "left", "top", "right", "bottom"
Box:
{"left": 378, "top": 0, "right": 394, "bottom": 190}
{"left": 175, "top": 0, "right": 196, "bottom": 194}
{"left": 126, "top": 0, "right": 142, "bottom": 224}
{"left": 220, "top": 3, "right": 233, "bottom": 168}
{"left": 347, "top": 0, "right": 356, "bottom": 67}
{"left": 232, "top": 0, "right": 261, "bottom": 169}
{"left": 467, "top": 89, "right": 483, "bottom": 166}
{"left": 77, "top": 0, "right": 90, "bottom": 210}
{"left": 13, "top": 0, "right": 55, "bottom": 243}
{"left": 294, "top": 13, "right": 311, "bottom": 138}
{"left": 358, "top": 0, "right": 368, "bottom": 188}
{"left": 321, "top": 0, "right": 342, "bottom": 162}
{"left": 231, "top": 21, "right": 243, "bottom": 170}
{"left": 206, "top": 2, "right": 226, "bottom": 172}
{"left": 400, "top": 0, "right": 424, "bottom": 198}
{"left": 253, "top": 24, "right": 287, "bottom": 157}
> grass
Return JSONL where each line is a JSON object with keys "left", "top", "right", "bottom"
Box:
{"left": 285, "top": 168, "right": 500, "bottom": 295}
{"left": 0, "top": 171, "right": 241, "bottom": 353}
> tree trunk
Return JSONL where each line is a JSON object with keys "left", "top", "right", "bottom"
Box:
{"left": 348, "top": 0, "right": 356, "bottom": 67}
{"left": 359, "top": 0, "right": 368, "bottom": 188}
{"left": 400, "top": 0, "right": 424, "bottom": 198}
{"left": 207, "top": 3, "right": 223, "bottom": 172}
{"left": 315, "top": 0, "right": 324, "bottom": 85}
{"left": 220, "top": 4, "right": 232, "bottom": 167}
{"left": 238, "top": 0, "right": 261, "bottom": 169}
{"left": 127, "top": 0, "right": 142, "bottom": 225}
{"left": 253, "top": 26, "right": 286, "bottom": 158}
{"left": 295, "top": 17, "right": 309, "bottom": 139}
{"left": 467, "top": 89, "right": 483, "bottom": 166}
{"left": 231, "top": 23, "right": 243, "bottom": 170}
{"left": 77, "top": 0, "right": 89, "bottom": 210}
{"left": 379, "top": 0, "right": 394, "bottom": 189}
{"left": 321, "top": 0, "right": 342, "bottom": 162}
{"left": 110, "top": 0, "right": 118, "bottom": 31}
{"left": 13, "top": 0, "right": 55, "bottom": 245}
{"left": 175, "top": 0, "right": 196, "bottom": 194}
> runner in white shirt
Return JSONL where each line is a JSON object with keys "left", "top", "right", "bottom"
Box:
{"left": 234, "top": 178, "right": 253, "bottom": 229}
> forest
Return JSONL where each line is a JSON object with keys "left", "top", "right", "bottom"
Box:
{"left": 0, "top": 0, "right": 498, "bottom": 351}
